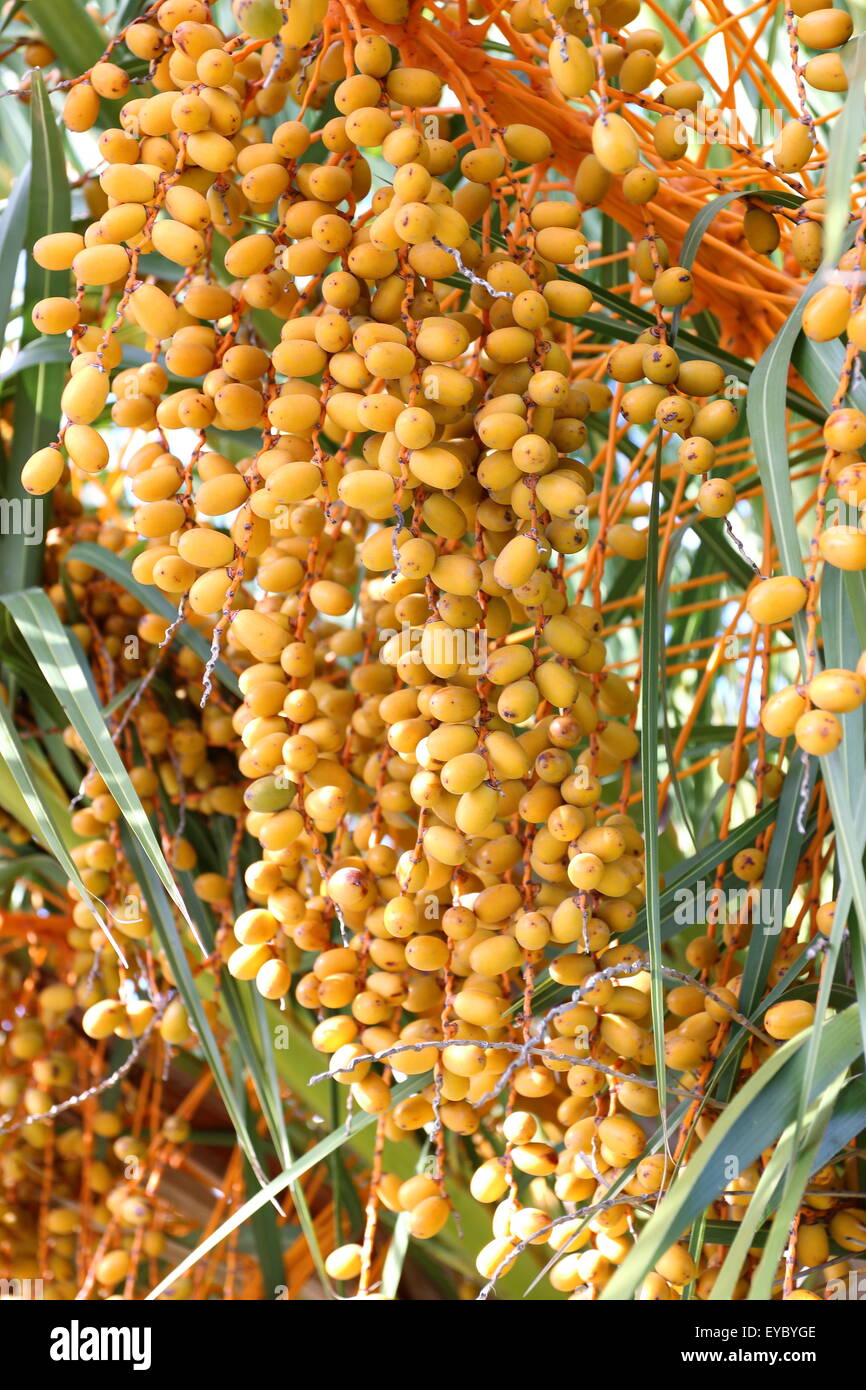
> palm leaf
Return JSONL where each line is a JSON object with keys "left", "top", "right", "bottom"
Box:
{"left": 0, "top": 162, "right": 30, "bottom": 349}
{"left": 0, "top": 695, "right": 127, "bottom": 957}
{"left": 601, "top": 1006, "right": 863, "bottom": 1299}
{"left": 144, "top": 1073, "right": 430, "bottom": 1301}
{"left": 821, "top": 35, "right": 866, "bottom": 268}
{"left": 640, "top": 437, "right": 669, "bottom": 1155}
{"left": 1, "top": 588, "right": 203, "bottom": 949}
{"left": 25, "top": 0, "right": 113, "bottom": 83}
{"left": 4, "top": 73, "right": 69, "bottom": 596}
{"left": 65, "top": 542, "right": 241, "bottom": 697}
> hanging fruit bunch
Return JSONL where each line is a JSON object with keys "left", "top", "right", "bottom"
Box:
{"left": 1, "top": 0, "right": 865, "bottom": 1303}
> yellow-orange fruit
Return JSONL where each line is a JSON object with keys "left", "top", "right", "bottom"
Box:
{"left": 64, "top": 424, "right": 108, "bottom": 474}
{"left": 824, "top": 408, "right": 866, "bottom": 451}
{"left": 231, "top": 610, "right": 288, "bottom": 663}
{"left": 764, "top": 999, "right": 815, "bottom": 1039}
{"left": 549, "top": 34, "right": 595, "bottom": 98}
{"left": 808, "top": 668, "right": 866, "bottom": 712}
{"left": 32, "top": 297, "right": 79, "bottom": 335}
{"left": 64, "top": 82, "right": 100, "bottom": 132}
{"left": 21, "top": 446, "right": 64, "bottom": 496}
{"left": 794, "top": 709, "right": 843, "bottom": 755}
{"left": 61, "top": 366, "right": 110, "bottom": 425}
{"left": 797, "top": 8, "right": 853, "bottom": 48}
{"left": 33, "top": 232, "right": 84, "bottom": 270}
{"left": 819, "top": 526, "right": 866, "bottom": 570}
{"left": 592, "top": 113, "right": 639, "bottom": 174}
{"left": 803, "top": 282, "right": 851, "bottom": 341}
{"left": 129, "top": 284, "right": 179, "bottom": 340}
{"left": 829, "top": 1209, "right": 866, "bottom": 1252}
{"left": 804, "top": 52, "right": 848, "bottom": 100}
{"left": 82, "top": 1000, "right": 126, "bottom": 1039}
{"left": 746, "top": 576, "right": 807, "bottom": 625}
{"left": 324, "top": 1243, "right": 363, "bottom": 1280}
{"left": 761, "top": 685, "right": 807, "bottom": 737}
{"left": 72, "top": 244, "right": 130, "bottom": 286}
{"left": 773, "top": 119, "right": 815, "bottom": 172}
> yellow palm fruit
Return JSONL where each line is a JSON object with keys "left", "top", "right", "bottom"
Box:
{"left": 773, "top": 119, "right": 815, "bottom": 172}
{"left": 764, "top": 999, "right": 815, "bottom": 1039}
{"left": 798, "top": 8, "right": 853, "bottom": 48}
{"left": 21, "top": 446, "right": 64, "bottom": 496}
{"left": 72, "top": 244, "right": 130, "bottom": 285}
{"left": 63, "top": 419, "right": 109, "bottom": 475}
{"left": 61, "top": 366, "right": 110, "bottom": 425}
{"left": 591, "top": 113, "right": 640, "bottom": 174}
{"left": 746, "top": 576, "right": 807, "bottom": 625}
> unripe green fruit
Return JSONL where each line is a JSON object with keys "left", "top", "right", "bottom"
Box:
{"left": 232, "top": 0, "right": 282, "bottom": 39}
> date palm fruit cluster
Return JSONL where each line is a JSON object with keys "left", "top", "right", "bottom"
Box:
{"left": 738, "top": 2, "right": 866, "bottom": 764}
{"left": 0, "top": 920, "right": 212, "bottom": 1298}
{"left": 0, "top": 517, "right": 248, "bottom": 1298}
{"left": 5, "top": 0, "right": 865, "bottom": 1301}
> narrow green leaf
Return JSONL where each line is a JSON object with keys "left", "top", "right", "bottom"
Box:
{"left": 711, "top": 1088, "right": 831, "bottom": 1298}
{"left": 0, "top": 851, "right": 66, "bottom": 893}
{"left": 598, "top": 211, "right": 628, "bottom": 292}
{"left": 0, "top": 337, "right": 76, "bottom": 381}
{"left": 232, "top": 983, "right": 334, "bottom": 1296}
{"left": 25, "top": 0, "right": 112, "bottom": 82}
{"left": 380, "top": 1212, "right": 412, "bottom": 1300}
{"left": 122, "top": 831, "right": 271, "bottom": 1194}
{"left": 746, "top": 1080, "right": 842, "bottom": 1300}
{"left": 785, "top": 586, "right": 866, "bottom": 1169}
{"left": 2, "top": 588, "right": 203, "bottom": 950}
{"left": 4, "top": 73, "right": 69, "bottom": 594}
{"left": 822, "top": 35, "right": 866, "bottom": 268}
{"left": 115, "top": 0, "right": 152, "bottom": 23}
{"left": 242, "top": 1124, "right": 285, "bottom": 1298}
{"left": 738, "top": 753, "right": 815, "bottom": 1020}
{"left": 823, "top": 564, "right": 865, "bottom": 799}
{"left": 0, "top": 163, "right": 30, "bottom": 349}
{"left": 820, "top": 756, "right": 866, "bottom": 1064}
{"left": 641, "top": 437, "right": 669, "bottom": 1155}
{"left": 623, "top": 800, "right": 778, "bottom": 948}
{"left": 793, "top": 335, "right": 866, "bottom": 421}
{"left": 0, "top": 697, "right": 126, "bottom": 957}
{"left": 678, "top": 189, "right": 802, "bottom": 270}
{"left": 671, "top": 187, "right": 801, "bottom": 340}
{"left": 749, "top": 227, "right": 857, "bottom": 671}
{"left": 144, "top": 1074, "right": 430, "bottom": 1301}
{"left": 0, "top": 97, "right": 35, "bottom": 181}
{"left": 657, "top": 504, "right": 698, "bottom": 852}
{"left": 683, "top": 1211, "right": 706, "bottom": 1300}
{"left": 65, "top": 542, "right": 241, "bottom": 697}
{"left": 600, "top": 1006, "right": 862, "bottom": 1299}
